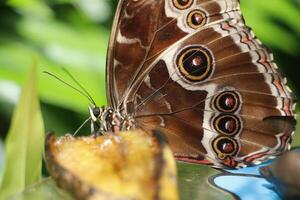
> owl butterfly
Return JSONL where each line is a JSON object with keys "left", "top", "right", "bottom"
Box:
{"left": 91, "top": 0, "right": 297, "bottom": 169}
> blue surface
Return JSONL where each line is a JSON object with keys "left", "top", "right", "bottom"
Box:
{"left": 212, "top": 159, "right": 280, "bottom": 200}
{"left": 214, "top": 175, "right": 280, "bottom": 200}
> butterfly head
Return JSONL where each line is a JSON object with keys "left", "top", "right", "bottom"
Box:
{"left": 88, "top": 106, "right": 135, "bottom": 134}
{"left": 89, "top": 106, "right": 103, "bottom": 122}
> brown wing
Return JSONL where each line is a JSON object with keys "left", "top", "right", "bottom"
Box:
{"left": 107, "top": 0, "right": 296, "bottom": 168}
{"left": 106, "top": 0, "right": 241, "bottom": 107}
{"left": 106, "top": 0, "right": 166, "bottom": 107}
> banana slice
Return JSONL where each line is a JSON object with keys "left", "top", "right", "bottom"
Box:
{"left": 45, "top": 129, "right": 179, "bottom": 200}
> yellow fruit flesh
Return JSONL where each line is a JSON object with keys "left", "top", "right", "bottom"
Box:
{"left": 46, "top": 130, "right": 178, "bottom": 200}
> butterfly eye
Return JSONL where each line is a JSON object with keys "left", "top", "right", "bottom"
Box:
{"left": 172, "top": 0, "right": 193, "bottom": 10}
{"left": 93, "top": 107, "right": 101, "bottom": 118}
{"left": 214, "top": 91, "right": 240, "bottom": 113}
{"left": 187, "top": 10, "right": 206, "bottom": 29}
{"left": 176, "top": 46, "right": 214, "bottom": 82}
{"left": 213, "top": 136, "right": 238, "bottom": 160}
{"left": 213, "top": 115, "right": 241, "bottom": 136}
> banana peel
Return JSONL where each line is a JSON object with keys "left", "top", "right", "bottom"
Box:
{"left": 45, "top": 129, "right": 179, "bottom": 200}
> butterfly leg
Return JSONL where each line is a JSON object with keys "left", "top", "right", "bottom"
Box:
{"left": 91, "top": 121, "right": 96, "bottom": 135}
{"left": 91, "top": 121, "right": 103, "bottom": 136}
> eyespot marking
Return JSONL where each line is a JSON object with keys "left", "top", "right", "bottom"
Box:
{"left": 213, "top": 136, "right": 239, "bottom": 160}
{"left": 187, "top": 9, "right": 207, "bottom": 29}
{"left": 176, "top": 46, "right": 214, "bottom": 82}
{"left": 213, "top": 91, "right": 241, "bottom": 113}
{"left": 213, "top": 114, "right": 242, "bottom": 136}
{"left": 172, "top": 0, "right": 193, "bottom": 10}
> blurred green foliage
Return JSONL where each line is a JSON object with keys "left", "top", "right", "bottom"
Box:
{"left": 0, "top": 0, "right": 299, "bottom": 197}
{"left": 0, "top": 65, "right": 44, "bottom": 200}
{"left": 0, "top": 0, "right": 116, "bottom": 136}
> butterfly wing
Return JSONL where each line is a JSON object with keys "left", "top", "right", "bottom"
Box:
{"left": 106, "top": 0, "right": 166, "bottom": 107}
{"left": 107, "top": 0, "right": 296, "bottom": 168}
{"left": 106, "top": 0, "right": 241, "bottom": 107}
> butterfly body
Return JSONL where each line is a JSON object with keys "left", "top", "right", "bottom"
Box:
{"left": 93, "top": 0, "right": 297, "bottom": 169}
{"left": 90, "top": 106, "right": 135, "bottom": 134}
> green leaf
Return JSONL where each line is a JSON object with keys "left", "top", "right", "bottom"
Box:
{"left": 0, "top": 15, "right": 108, "bottom": 113}
{"left": 178, "top": 162, "right": 233, "bottom": 200}
{"left": 0, "top": 64, "right": 45, "bottom": 200}
{"left": 7, "top": 0, "right": 53, "bottom": 20}
{"left": 8, "top": 178, "right": 72, "bottom": 200}
{"left": 293, "top": 109, "right": 300, "bottom": 147}
{"left": 241, "top": 0, "right": 300, "bottom": 55}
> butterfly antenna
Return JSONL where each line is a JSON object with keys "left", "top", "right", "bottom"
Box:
{"left": 73, "top": 116, "right": 91, "bottom": 136}
{"left": 61, "top": 67, "right": 97, "bottom": 106}
{"left": 43, "top": 71, "right": 96, "bottom": 105}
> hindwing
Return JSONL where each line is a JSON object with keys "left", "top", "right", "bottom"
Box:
{"left": 107, "top": 0, "right": 296, "bottom": 168}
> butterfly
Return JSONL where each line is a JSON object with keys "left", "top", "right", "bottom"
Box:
{"left": 87, "top": 0, "right": 297, "bottom": 169}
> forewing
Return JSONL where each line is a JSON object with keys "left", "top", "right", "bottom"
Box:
{"left": 107, "top": 0, "right": 241, "bottom": 107}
